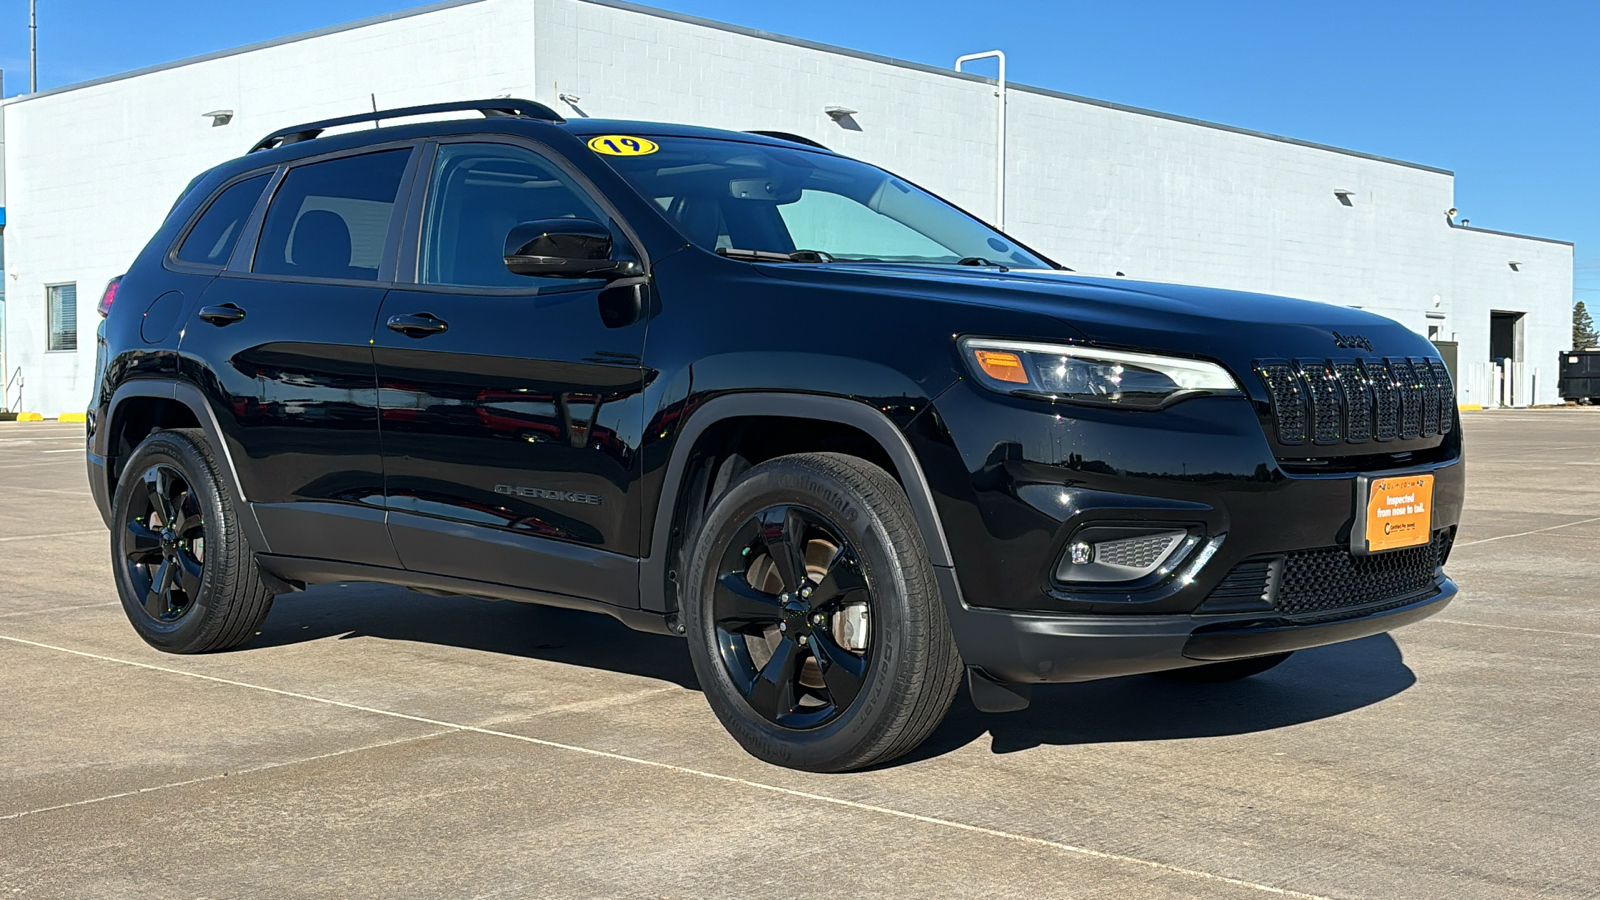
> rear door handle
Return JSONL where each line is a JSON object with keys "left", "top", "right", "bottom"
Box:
{"left": 386, "top": 313, "right": 449, "bottom": 338}
{"left": 198, "top": 303, "right": 246, "bottom": 326}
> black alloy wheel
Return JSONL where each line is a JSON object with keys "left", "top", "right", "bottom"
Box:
{"left": 110, "top": 428, "right": 276, "bottom": 654}
{"left": 683, "top": 452, "right": 962, "bottom": 772}
{"left": 123, "top": 464, "right": 206, "bottom": 623}
{"left": 712, "top": 505, "right": 873, "bottom": 729}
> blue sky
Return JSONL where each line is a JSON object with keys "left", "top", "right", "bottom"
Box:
{"left": 0, "top": 0, "right": 1593, "bottom": 304}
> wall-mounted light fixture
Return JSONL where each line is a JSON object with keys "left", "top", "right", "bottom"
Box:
{"left": 824, "top": 105, "right": 858, "bottom": 121}
{"left": 1445, "top": 207, "right": 1459, "bottom": 226}
{"left": 202, "top": 109, "right": 234, "bottom": 127}
{"left": 1333, "top": 189, "right": 1354, "bottom": 207}
{"left": 1508, "top": 261, "right": 1521, "bottom": 272}
{"left": 558, "top": 93, "right": 581, "bottom": 105}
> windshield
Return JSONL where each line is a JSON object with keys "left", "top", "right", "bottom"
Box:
{"left": 596, "top": 136, "right": 1053, "bottom": 268}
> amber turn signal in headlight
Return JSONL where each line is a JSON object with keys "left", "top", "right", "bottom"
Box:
{"left": 960, "top": 337, "right": 1242, "bottom": 409}
{"left": 972, "top": 350, "right": 1029, "bottom": 384}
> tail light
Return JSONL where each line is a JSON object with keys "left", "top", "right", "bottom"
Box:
{"left": 97, "top": 275, "right": 123, "bottom": 317}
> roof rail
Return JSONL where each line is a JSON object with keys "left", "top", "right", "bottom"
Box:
{"left": 744, "top": 130, "right": 831, "bottom": 151}
{"left": 248, "top": 98, "right": 565, "bottom": 153}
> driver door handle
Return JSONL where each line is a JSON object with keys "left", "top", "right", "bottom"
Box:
{"left": 386, "top": 313, "right": 450, "bottom": 338}
{"left": 198, "top": 303, "right": 246, "bottom": 326}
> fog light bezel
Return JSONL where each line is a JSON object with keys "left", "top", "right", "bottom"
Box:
{"left": 1051, "top": 524, "right": 1210, "bottom": 591}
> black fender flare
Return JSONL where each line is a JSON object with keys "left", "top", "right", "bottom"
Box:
{"left": 102, "top": 380, "right": 273, "bottom": 554}
{"left": 640, "top": 392, "right": 954, "bottom": 613}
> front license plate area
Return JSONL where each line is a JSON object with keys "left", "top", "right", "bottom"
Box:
{"left": 1355, "top": 473, "right": 1435, "bottom": 555}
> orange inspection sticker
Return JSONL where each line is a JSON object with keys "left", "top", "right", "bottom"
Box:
{"left": 1363, "top": 474, "right": 1435, "bottom": 553}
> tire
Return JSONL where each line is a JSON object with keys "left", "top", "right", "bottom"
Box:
{"left": 682, "top": 452, "right": 962, "bottom": 772}
{"left": 109, "top": 428, "right": 276, "bottom": 653}
{"left": 1162, "top": 652, "right": 1293, "bottom": 683}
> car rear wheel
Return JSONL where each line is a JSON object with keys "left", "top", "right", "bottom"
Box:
{"left": 1163, "top": 652, "right": 1293, "bottom": 683}
{"left": 110, "top": 428, "right": 275, "bottom": 653}
{"left": 683, "top": 452, "right": 962, "bottom": 772}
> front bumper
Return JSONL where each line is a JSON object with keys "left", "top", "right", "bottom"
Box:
{"left": 938, "top": 567, "right": 1456, "bottom": 684}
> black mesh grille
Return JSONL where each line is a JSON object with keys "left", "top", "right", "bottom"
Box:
{"left": 1260, "top": 356, "right": 1452, "bottom": 450}
{"left": 1301, "top": 361, "right": 1343, "bottom": 444}
{"left": 1273, "top": 531, "right": 1448, "bottom": 617}
{"left": 1394, "top": 359, "right": 1422, "bottom": 439}
{"left": 1367, "top": 359, "right": 1402, "bottom": 441}
{"left": 1429, "top": 358, "right": 1455, "bottom": 434}
{"left": 1332, "top": 363, "right": 1373, "bottom": 443}
{"left": 1415, "top": 357, "right": 1441, "bottom": 437}
{"left": 1258, "top": 365, "right": 1307, "bottom": 444}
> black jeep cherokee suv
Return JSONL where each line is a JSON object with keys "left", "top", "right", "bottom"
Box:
{"left": 88, "top": 99, "right": 1463, "bottom": 772}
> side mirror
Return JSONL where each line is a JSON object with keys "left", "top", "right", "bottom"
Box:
{"left": 504, "top": 219, "right": 631, "bottom": 278}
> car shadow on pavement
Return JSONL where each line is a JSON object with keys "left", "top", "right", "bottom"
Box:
{"left": 249, "top": 583, "right": 702, "bottom": 690}
{"left": 251, "top": 584, "right": 1414, "bottom": 764}
{"left": 902, "top": 633, "right": 1415, "bottom": 764}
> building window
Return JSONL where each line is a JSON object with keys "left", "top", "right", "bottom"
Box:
{"left": 47, "top": 283, "right": 77, "bottom": 352}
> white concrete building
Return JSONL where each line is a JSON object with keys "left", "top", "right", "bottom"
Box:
{"left": 0, "top": 0, "right": 1573, "bottom": 416}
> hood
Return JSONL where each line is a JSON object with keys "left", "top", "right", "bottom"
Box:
{"left": 754, "top": 263, "right": 1438, "bottom": 382}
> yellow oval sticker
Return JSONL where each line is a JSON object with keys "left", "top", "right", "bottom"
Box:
{"left": 588, "top": 135, "right": 659, "bottom": 156}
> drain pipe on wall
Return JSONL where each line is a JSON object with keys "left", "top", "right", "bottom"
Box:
{"left": 955, "top": 50, "right": 1006, "bottom": 230}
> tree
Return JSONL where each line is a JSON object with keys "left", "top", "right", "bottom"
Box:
{"left": 1575, "top": 301, "right": 1599, "bottom": 350}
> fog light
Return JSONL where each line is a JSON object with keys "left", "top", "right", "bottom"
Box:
{"left": 1057, "top": 529, "right": 1191, "bottom": 584}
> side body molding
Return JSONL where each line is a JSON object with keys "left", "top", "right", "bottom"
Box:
{"left": 103, "top": 380, "right": 273, "bottom": 554}
{"left": 640, "top": 392, "right": 954, "bottom": 613}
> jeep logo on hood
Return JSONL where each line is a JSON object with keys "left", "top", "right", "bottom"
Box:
{"left": 1332, "top": 331, "right": 1373, "bottom": 352}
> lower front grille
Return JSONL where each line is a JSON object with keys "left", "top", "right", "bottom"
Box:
{"left": 1202, "top": 530, "right": 1450, "bottom": 619}
{"left": 1275, "top": 531, "right": 1449, "bottom": 616}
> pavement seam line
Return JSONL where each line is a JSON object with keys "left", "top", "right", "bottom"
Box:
{"left": 1454, "top": 515, "right": 1600, "bottom": 548}
{"left": 0, "top": 633, "right": 1333, "bottom": 900}
{"left": 0, "top": 601, "right": 119, "bottom": 619}
{"left": 1430, "top": 618, "right": 1600, "bottom": 639}
{"left": 0, "top": 530, "right": 105, "bottom": 543}
{"left": 0, "top": 729, "right": 459, "bottom": 822}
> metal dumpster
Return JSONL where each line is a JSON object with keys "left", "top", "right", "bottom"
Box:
{"left": 1558, "top": 350, "right": 1600, "bottom": 403}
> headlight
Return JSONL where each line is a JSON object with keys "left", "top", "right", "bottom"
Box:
{"left": 960, "top": 338, "right": 1242, "bottom": 409}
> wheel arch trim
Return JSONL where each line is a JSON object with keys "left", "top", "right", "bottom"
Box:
{"left": 104, "top": 379, "right": 272, "bottom": 554}
{"left": 642, "top": 392, "right": 953, "bottom": 613}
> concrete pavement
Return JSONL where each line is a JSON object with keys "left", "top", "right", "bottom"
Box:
{"left": 2, "top": 411, "right": 1598, "bottom": 899}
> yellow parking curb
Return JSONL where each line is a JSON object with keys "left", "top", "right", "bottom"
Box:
{"left": 16, "top": 412, "right": 44, "bottom": 422}
{"left": 57, "top": 412, "right": 88, "bottom": 423}
{"left": 1457, "top": 404, "right": 1484, "bottom": 411}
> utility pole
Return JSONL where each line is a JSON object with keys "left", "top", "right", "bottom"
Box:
{"left": 954, "top": 50, "right": 1007, "bottom": 230}
{"left": 30, "top": 0, "right": 38, "bottom": 92}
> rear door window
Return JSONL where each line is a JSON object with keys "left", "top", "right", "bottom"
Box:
{"left": 252, "top": 149, "right": 411, "bottom": 281}
{"left": 175, "top": 173, "right": 271, "bottom": 266}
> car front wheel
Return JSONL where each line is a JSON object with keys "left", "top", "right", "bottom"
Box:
{"left": 683, "top": 452, "right": 962, "bottom": 772}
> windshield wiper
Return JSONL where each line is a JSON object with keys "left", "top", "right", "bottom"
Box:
{"left": 956, "top": 257, "right": 1009, "bottom": 271}
{"left": 717, "top": 247, "right": 835, "bottom": 263}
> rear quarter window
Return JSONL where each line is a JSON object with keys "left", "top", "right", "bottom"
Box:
{"left": 174, "top": 173, "right": 272, "bottom": 266}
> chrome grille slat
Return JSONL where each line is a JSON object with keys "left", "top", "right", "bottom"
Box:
{"left": 1259, "top": 355, "right": 1454, "bottom": 451}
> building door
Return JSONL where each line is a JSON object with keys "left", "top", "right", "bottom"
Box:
{"left": 1490, "top": 311, "right": 1524, "bottom": 362}
{"left": 374, "top": 140, "right": 648, "bottom": 607}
